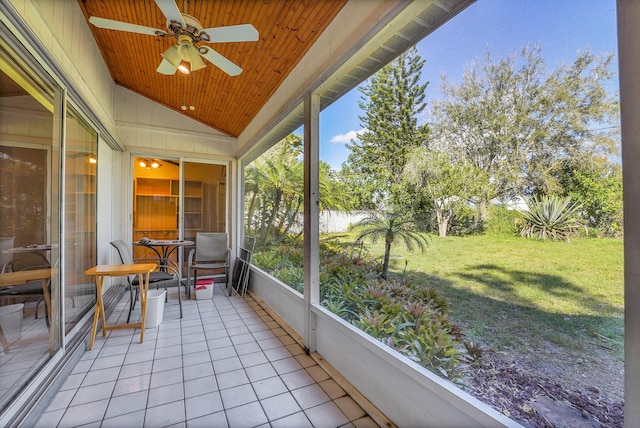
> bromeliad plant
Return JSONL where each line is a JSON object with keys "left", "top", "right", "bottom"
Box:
{"left": 518, "top": 194, "right": 583, "bottom": 242}
{"left": 253, "top": 236, "right": 468, "bottom": 380}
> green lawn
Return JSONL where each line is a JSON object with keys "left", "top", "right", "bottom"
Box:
{"left": 326, "top": 233, "right": 624, "bottom": 362}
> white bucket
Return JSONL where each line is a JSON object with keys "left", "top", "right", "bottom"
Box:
{"left": 195, "top": 279, "right": 214, "bottom": 300}
{"left": 0, "top": 304, "right": 24, "bottom": 344}
{"left": 144, "top": 289, "right": 166, "bottom": 329}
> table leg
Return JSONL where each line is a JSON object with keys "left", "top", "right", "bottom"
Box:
{"left": 88, "top": 275, "right": 104, "bottom": 350}
{"left": 0, "top": 324, "right": 9, "bottom": 353}
{"left": 138, "top": 272, "right": 149, "bottom": 343}
{"left": 39, "top": 278, "right": 54, "bottom": 353}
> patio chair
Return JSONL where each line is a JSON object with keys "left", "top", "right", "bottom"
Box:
{"left": 186, "top": 233, "right": 230, "bottom": 299}
{"left": 110, "top": 239, "right": 182, "bottom": 321}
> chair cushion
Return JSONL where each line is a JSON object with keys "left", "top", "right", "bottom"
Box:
{"left": 131, "top": 271, "right": 173, "bottom": 285}
{"left": 0, "top": 281, "right": 45, "bottom": 296}
{"left": 192, "top": 262, "right": 228, "bottom": 270}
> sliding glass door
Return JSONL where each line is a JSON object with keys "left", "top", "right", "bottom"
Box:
{"left": 132, "top": 158, "right": 226, "bottom": 274}
{"left": 0, "top": 36, "right": 62, "bottom": 410}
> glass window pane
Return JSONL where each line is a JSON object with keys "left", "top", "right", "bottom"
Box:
{"left": 63, "top": 107, "right": 97, "bottom": 333}
{"left": 133, "top": 157, "right": 180, "bottom": 245}
{"left": 182, "top": 161, "right": 227, "bottom": 278}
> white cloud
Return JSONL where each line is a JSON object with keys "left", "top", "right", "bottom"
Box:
{"left": 330, "top": 129, "right": 365, "bottom": 144}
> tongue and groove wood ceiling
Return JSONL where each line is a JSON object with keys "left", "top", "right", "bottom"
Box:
{"left": 76, "top": 0, "right": 348, "bottom": 137}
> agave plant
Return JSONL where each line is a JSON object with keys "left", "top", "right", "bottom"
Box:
{"left": 519, "top": 194, "right": 583, "bottom": 242}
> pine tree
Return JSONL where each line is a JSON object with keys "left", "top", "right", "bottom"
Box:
{"left": 341, "top": 47, "right": 429, "bottom": 210}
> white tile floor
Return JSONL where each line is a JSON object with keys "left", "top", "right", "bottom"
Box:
{"left": 34, "top": 283, "right": 381, "bottom": 427}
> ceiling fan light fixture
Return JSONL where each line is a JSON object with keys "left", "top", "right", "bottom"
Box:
{"left": 178, "top": 63, "right": 190, "bottom": 74}
{"left": 160, "top": 45, "right": 181, "bottom": 68}
{"left": 186, "top": 45, "right": 206, "bottom": 71}
{"left": 88, "top": 2, "right": 258, "bottom": 78}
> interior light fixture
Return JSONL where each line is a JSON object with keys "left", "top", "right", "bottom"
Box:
{"left": 86, "top": 154, "right": 97, "bottom": 164}
{"left": 138, "top": 158, "right": 161, "bottom": 169}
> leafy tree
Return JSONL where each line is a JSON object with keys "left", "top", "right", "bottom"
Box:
{"left": 403, "top": 148, "right": 481, "bottom": 237}
{"left": 558, "top": 157, "right": 623, "bottom": 236}
{"left": 429, "top": 44, "right": 619, "bottom": 221}
{"left": 352, "top": 210, "right": 428, "bottom": 279}
{"left": 341, "top": 47, "right": 429, "bottom": 210}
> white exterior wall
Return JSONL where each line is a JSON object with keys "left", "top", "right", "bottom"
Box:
{"left": 113, "top": 86, "right": 236, "bottom": 158}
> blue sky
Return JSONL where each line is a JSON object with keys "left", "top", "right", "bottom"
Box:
{"left": 318, "top": 0, "right": 618, "bottom": 170}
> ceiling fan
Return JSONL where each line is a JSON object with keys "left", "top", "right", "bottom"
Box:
{"left": 88, "top": 0, "right": 258, "bottom": 76}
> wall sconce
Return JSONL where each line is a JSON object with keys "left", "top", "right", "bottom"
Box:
{"left": 139, "top": 158, "right": 161, "bottom": 169}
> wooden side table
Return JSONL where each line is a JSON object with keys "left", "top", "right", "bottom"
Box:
{"left": 85, "top": 263, "right": 157, "bottom": 350}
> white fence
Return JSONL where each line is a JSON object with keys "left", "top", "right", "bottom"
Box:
{"left": 319, "top": 210, "right": 368, "bottom": 233}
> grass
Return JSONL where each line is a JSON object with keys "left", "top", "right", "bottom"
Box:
{"left": 325, "top": 232, "right": 624, "bottom": 362}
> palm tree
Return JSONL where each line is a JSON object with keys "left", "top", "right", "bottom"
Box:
{"left": 353, "top": 210, "right": 428, "bottom": 279}
{"left": 245, "top": 134, "right": 353, "bottom": 248}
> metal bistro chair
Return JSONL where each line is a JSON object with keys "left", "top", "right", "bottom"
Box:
{"left": 110, "top": 239, "right": 183, "bottom": 321}
{"left": 187, "top": 233, "right": 230, "bottom": 299}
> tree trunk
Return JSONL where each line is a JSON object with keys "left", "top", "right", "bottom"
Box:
{"left": 381, "top": 239, "right": 392, "bottom": 279}
{"left": 478, "top": 200, "right": 489, "bottom": 223}
{"left": 438, "top": 218, "right": 449, "bottom": 238}
{"left": 435, "top": 208, "right": 450, "bottom": 238}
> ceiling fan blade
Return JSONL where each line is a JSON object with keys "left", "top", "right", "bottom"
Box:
{"left": 186, "top": 46, "right": 207, "bottom": 72}
{"left": 201, "top": 24, "right": 259, "bottom": 43}
{"left": 88, "top": 16, "right": 166, "bottom": 37}
{"left": 199, "top": 47, "right": 242, "bottom": 76}
{"left": 156, "top": 58, "right": 178, "bottom": 75}
{"left": 155, "top": 0, "right": 185, "bottom": 28}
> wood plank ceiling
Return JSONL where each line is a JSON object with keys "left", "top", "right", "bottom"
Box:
{"left": 76, "top": 0, "right": 348, "bottom": 137}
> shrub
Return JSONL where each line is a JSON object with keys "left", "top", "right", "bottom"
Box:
{"left": 484, "top": 205, "right": 522, "bottom": 235}
{"left": 448, "top": 204, "right": 484, "bottom": 236}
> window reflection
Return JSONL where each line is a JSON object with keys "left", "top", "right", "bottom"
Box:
{"left": 0, "top": 44, "right": 62, "bottom": 410}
